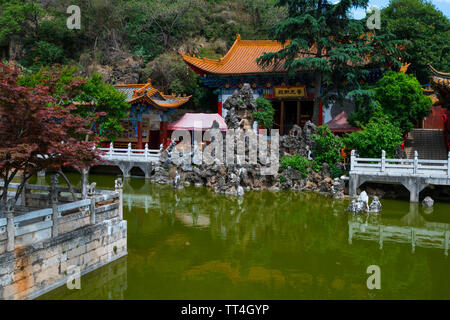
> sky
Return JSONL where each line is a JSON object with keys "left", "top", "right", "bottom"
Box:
{"left": 349, "top": 0, "right": 450, "bottom": 19}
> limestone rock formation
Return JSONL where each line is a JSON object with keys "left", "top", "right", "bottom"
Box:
{"left": 422, "top": 196, "right": 434, "bottom": 207}
{"left": 369, "top": 196, "right": 382, "bottom": 213}
{"left": 331, "top": 178, "right": 345, "bottom": 199}
{"left": 280, "top": 121, "right": 317, "bottom": 157}
{"left": 223, "top": 83, "right": 257, "bottom": 129}
{"left": 347, "top": 191, "right": 369, "bottom": 213}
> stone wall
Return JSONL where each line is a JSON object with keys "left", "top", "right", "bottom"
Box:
{"left": 0, "top": 198, "right": 127, "bottom": 300}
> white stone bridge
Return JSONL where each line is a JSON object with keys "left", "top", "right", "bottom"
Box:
{"left": 98, "top": 143, "right": 160, "bottom": 178}
{"left": 349, "top": 150, "right": 450, "bottom": 202}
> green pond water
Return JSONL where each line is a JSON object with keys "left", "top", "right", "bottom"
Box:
{"left": 36, "top": 173, "right": 450, "bottom": 300}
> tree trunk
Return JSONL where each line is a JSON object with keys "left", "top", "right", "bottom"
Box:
{"left": 312, "top": 72, "right": 322, "bottom": 125}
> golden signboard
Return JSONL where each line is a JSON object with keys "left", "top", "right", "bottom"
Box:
{"left": 274, "top": 86, "right": 306, "bottom": 98}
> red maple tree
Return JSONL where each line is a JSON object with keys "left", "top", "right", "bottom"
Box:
{"left": 0, "top": 62, "right": 103, "bottom": 211}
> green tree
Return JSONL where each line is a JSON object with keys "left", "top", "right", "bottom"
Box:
{"left": 142, "top": 53, "right": 215, "bottom": 110}
{"left": 313, "top": 124, "right": 344, "bottom": 166}
{"left": 375, "top": 71, "right": 431, "bottom": 135}
{"left": 20, "top": 65, "right": 130, "bottom": 141}
{"left": 75, "top": 74, "right": 130, "bottom": 141}
{"left": 349, "top": 71, "right": 432, "bottom": 133}
{"left": 257, "top": 0, "right": 405, "bottom": 125}
{"left": 253, "top": 97, "right": 275, "bottom": 129}
{"left": 382, "top": 0, "right": 450, "bottom": 84}
{"left": 344, "top": 110, "right": 403, "bottom": 158}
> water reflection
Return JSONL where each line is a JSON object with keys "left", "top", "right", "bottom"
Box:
{"left": 349, "top": 203, "right": 450, "bottom": 255}
{"left": 40, "top": 174, "right": 450, "bottom": 299}
{"left": 40, "top": 256, "right": 128, "bottom": 300}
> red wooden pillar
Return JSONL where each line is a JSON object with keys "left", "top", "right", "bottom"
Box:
{"left": 160, "top": 121, "right": 168, "bottom": 148}
{"left": 319, "top": 102, "right": 323, "bottom": 126}
{"left": 218, "top": 101, "right": 223, "bottom": 117}
{"left": 218, "top": 91, "right": 223, "bottom": 116}
{"left": 137, "top": 121, "right": 143, "bottom": 149}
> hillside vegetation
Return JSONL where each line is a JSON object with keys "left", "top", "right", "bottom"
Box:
{"left": 0, "top": 0, "right": 448, "bottom": 110}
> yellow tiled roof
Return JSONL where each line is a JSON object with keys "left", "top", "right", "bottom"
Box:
{"left": 181, "top": 34, "right": 294, "bottom": 75}
{"left": 113, "top": 79, "right": 191, "bottom": 109}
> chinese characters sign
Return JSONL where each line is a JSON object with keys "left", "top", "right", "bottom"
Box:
{"left": 274, "top": 86, "right": 306, "bottom": 98}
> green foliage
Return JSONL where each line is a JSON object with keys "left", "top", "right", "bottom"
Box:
{"left": 348, "top": 71, "right": 433, "bottom": 134}
{"left": 280, "top": 155, "right": 311, "bottom": 178}
{"left": 347, "top": 87, "right": 378, "bottom": 127}
{"left": 20, "top": 65, "right": 130, "bottom": 142}
{"left": 76, "top": 74, "right": 130, "bottom": 141}
{"left": 257, "top": 0, "right": 406, "bottom": 123}
{"left": 18, "top": 64, "right": 81, "bottom": 103}
{"left": 312, "top": 125, "right": 344, "bottom": 166}
{"left": 253, "top": 97, "right": 275, "bottom": 129}
{"left": 343, "top": 111, "right": 403, "bottom": 158}
{"left": 382, "top": 0, "right": 450, "bottom": 84}
{"left": 374, "top": 71, "right": 432, "bottom": 135}
{"left": 24, "top": 41, "right": 65, "bottom": 66}
{"left": 142, "top": 53, "right": 215, "bottom": 110}
{"left": 329, "top": 165, "right": 346, "bottom": 180}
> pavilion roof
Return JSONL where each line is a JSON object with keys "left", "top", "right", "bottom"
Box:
{"left": 428, "top": 64, "right": 450, "bottom": 105}
{"left": 181, "top": 34, "right": 296, "bottom": 76}
{"left": 181, "top": 34, "right": 384, "bottom": 77}
{"left": 168, "top": 113, "right": 227, "bottom": 131}
{"left": 113, "top": 79, "right": 191, "bottom": 109}
{"left": 326, "top": 111, "right": 359, "bottom": 133}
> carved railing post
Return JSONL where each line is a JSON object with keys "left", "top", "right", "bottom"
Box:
{"left": 115, "top": 178, "right": 123, "bottom": 220}
{"left": 350, "top": 150, "right": 356, "bottom": 171}
{"left": 51, "top": 174, "right": 59, "bottom": 238}
{"left": 447, "top": 151, "right": 450, "bottom": 178}
{"left": 381, "top": 150, "right": 386, "bottom": 172}
{"left": 127, "top": 143, "right": 132, "bottom": 160}
{"left": 87, "top": 182, "right": 96, "bottom": 224}
{"left": 145, "top": 143, "right": 149, "bottom": 161}
{"left": 109, "top": 142, "right": 114, "bottom": 156}
{"left": 413, "top": 151, "right": 419, "bottom": 174}
{"left": 5, "top": 200, "right": 15, "bottom": 252}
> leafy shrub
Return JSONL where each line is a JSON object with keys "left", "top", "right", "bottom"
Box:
{"left": 343, "top": 110, "right": 403, "bottom": 158}
{"left": 330, "top": 165, "right": 347, "bottom": 179}
{"left": 280, "top": 155, "right": 311, "bottom": 178}
{"left": 348, "top": 71, "right": 432, "bottom": 135}
{"left": 374, "top": 71, "right": 432, "bottom": 135}
{"left": 253, "top": 97, "right": 275, "bottom": 129}
{"left": 313, "top": 124, "right": 344, "bottom": 166}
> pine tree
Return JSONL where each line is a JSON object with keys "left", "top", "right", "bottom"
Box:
{"left": 257, "top": 0, "right": 406, "bottom": 124}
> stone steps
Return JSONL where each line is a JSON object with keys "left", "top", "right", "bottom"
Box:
{"left": 404, "top": 129, "right": 448, "bottom": 160}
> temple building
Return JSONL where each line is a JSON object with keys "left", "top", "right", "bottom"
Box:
{"left": 181, "top": 34, "right": 383, "bottom": 135}
{"left": 425, "top": 65, "right": 450, "bottom": 150}
{"left": 111, "top": 79, "right": 191, "bottom": 149}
